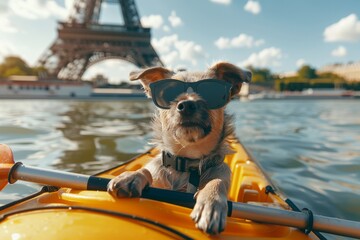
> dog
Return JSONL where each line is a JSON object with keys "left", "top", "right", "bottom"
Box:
{"left": 107, "top": 61, "right": 252, "bottom": 235}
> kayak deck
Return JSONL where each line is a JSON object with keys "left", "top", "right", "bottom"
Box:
{"left": 0, "top": 138, "right": 313, "bottom": 239}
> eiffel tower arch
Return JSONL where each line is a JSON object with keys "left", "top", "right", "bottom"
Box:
{"left": 38, "top": 0, "right": 163, "bottom": 80}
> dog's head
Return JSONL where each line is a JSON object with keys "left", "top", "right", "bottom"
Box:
{"left": 130, "top": 62, "right": 251, "bottom": 150}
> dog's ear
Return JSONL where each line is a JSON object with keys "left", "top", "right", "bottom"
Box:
{"left": 209, "top": 62, "right": 252, "bottom": 96}
{"left": 130, "top": 67, "right": 174, "bottom": 97}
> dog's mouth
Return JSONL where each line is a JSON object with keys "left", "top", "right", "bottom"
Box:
{"left": 170, "top": 103, "right": 213, "bottom": 142}
{"left": 179, "top": 121, "right": 212, "bottom": 135}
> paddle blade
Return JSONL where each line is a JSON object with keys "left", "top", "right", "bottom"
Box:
{"left": 0, "top": 144, "right": 15, "bottom": 190}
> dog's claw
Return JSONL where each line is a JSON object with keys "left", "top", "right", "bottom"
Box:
{"left": 129, "top": 180, "right": 141, "bottom": 197}
{"left": 190, "top": 203, "right": 203, "bottom": 222}
{"left": 116, "top": 188, "right": 131, "bottom": 198}
{"left": 107, "top": 169, "right": 152, "bottom": 199}
{"left": 190, "top": 188, "right": 227, "bottom": 235}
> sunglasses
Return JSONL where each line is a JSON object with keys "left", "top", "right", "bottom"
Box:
{"left": 149, "top": 79, "right": 233, "bottom": 109}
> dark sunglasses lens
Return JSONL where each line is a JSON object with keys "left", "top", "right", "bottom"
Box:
{"left": 197, "top": 81, "right": 230, "bottom": 109}
{"left": 152, "top": 81, "right": 185, "bottom": 108}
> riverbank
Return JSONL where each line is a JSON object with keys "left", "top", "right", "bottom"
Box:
{"left": 245, "top": 89, "right": 360, "bottom": 101}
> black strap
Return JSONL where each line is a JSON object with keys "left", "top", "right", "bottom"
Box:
{"left": 302, "top": 208, "right": 314, "bottom": 235}
{"left": 285, "top": 198, "right": 327, "bottom": 240}
{"left": 162, "top": 151, "right": 201, "bottom": 189}
{"left": 189, "top": 170, "right": 200, "bottom": 188}
{"left": 162, "top": 151, "right": 200, "bottom": 172}
{"left": 265, "top": 185, "right": 275, "bottom": 194}
{"left": 87, "top": 176, "right": 111, "bottom": 191}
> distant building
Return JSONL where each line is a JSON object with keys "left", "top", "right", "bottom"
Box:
{"left": 318, "top": 62, "right": 360, "bottom": 82}
{"left": 7, "top": 75, "right": 38, "bottom": 81}
{"left": 90, "top": 74, "right": 109, "bottom": 87}
{"left": 0, "top": 76, "right": 92, "bottom": 98}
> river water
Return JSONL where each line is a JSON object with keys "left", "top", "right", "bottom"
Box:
{"left": 0, "top": 99, "right": 359, "bottom": 238}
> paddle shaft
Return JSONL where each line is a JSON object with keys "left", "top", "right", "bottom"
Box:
{"left": 9, "top": 162, "right": 110, "bottom": 191}
{"left": 7, "top": 162, "right": 360, "bottom": 238}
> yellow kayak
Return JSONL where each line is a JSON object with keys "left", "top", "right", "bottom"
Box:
{"left": 0, "top": 139, "right": 316, "bottom": 239}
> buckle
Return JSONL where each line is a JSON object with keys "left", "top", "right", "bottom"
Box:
{"left": 175, "top": 156, "right": 187, "bottom": 172}
{"left": 162, "top": 151, "right": 176, "bottom": 169}
{"left": 162, "top": 151, "right": 199, "bottom": 172}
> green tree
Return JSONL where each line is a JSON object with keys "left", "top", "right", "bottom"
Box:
{"left": 297, "top": 65, "right": 317, "bottom": 79}
{"left": 3, "top": 66, "right": 29, "bottom": 77}
{"left": 247, "top": 66, "right": 273, "bottom": 83}
{"left": 32, "top": 66, "right": 49, "bottom": 78}
{"left": 317, "top": 72, "right": 343, "bottom": 80}
{"left": 0, "top": 56, "right": 33, "bottom": 77}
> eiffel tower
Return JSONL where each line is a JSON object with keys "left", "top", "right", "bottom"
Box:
{"left": 38, "top": 0, "right": 163, "bottom": 80}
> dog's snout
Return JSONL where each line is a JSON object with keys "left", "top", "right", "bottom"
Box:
{"left": 177, "top": 100, "right": 197, "bottom": 115}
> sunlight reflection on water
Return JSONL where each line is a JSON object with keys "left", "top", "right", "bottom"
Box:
{"left": 0, "top": 99, "right": 359, "bottom": 237}
{"left": 228, "top": 100, "right": 360, "bottom": 225}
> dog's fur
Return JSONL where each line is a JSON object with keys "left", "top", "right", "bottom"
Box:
{"left": 108, "top": 62, "right": 251, "bottom": 235}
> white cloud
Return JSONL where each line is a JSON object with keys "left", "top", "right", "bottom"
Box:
{"left": 331, "top": 46, "right": 347, "bottom": 57}
{"left": 244, "top": 0, "right": 261, "bottom": 15}
{"left": 152, "top": 34, "right": 179, "bottom": 54}
{"left": 9, "top": 0, "right": 68, "bottom": 20}
{"left": 83, "top": 59, "right": 139, "bottom": 84}
{"left": 214, "top": 38, "right": 230, "bottom": 49}
{"left": 0, "top": 1, "right": 10, "bottom": 14}
{"left": 214, "top": 34, "right": 264, "bottom": 49}
{"left": 161, "top": 51, "right": 179, "bottom": 66}
{"left": 141, "top": 14, "right": 164, "bottom": 29}
{"left": 163, "top": 25, "right": 171, "bottom": 32}
{"left": 0, "top": 2, "right": 17, "bottom": 33}
{"left": 296, "top": 58, "right": 306, "bottom": 67}
{"left": 168, "top": 11, "right": 182, "bottom": 27}
{"left": 0, "top": 40, "right": 18, "bottom": 61}
{"left": 239, "top": 47, "right": 283, "bottom": 68}
{"left": 210, "top": 0, "right": 231, "bottom": 5}
{"left": 64, "top": 0, "right": 74, "bottom": 9}
{"left": 174, "top": 40, "right": 205, "bottom": 65}
{"left": 64, "top": 0, "right": 74, "bottom": 16}
{"left": 0, "top": 0, "right": 73, "bottom": 33}
{"left": 0, "top": 14, "right": 18, "bottom": 33}
{"left": 324, "top": 14, "right": 360, "bottom": 42}
{"left": 152, "top": 34, "right": 206, "bottom": 67}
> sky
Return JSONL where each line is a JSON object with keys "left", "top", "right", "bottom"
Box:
{"left": 0, "top": 0, "right": 360, "bottom": 83}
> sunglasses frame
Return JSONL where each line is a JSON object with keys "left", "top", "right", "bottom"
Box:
{"left": 149, "top": 79, "right": 233, "bottom": 110}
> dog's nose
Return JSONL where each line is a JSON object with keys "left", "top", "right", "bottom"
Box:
{"left": 177, "top": 100, "right": 197, "bottom": 115}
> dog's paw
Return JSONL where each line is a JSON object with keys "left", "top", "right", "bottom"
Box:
{"left": 190, "top": 190, "right": 228, "bottom": 235}
{"left": 107, "top": 168, "right": 152, "bottom": 198}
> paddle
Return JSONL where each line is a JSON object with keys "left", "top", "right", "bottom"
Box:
{"left": 1, "top": 144, "right": 359, "bottom": 238}
{"left": 0, "top": 144, "right": 15, "bottom": 192}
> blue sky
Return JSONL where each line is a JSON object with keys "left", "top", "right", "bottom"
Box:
{"left": 0, "top": 0, "right": 359, "bottom": 83}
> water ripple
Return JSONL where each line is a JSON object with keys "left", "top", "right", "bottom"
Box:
{"left": 0, "top": 99, "right": 359, "bottom": 228}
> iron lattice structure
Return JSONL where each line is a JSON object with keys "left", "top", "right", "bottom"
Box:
{"left": 38, "top": 0, "right": 163, "bottom": 80}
